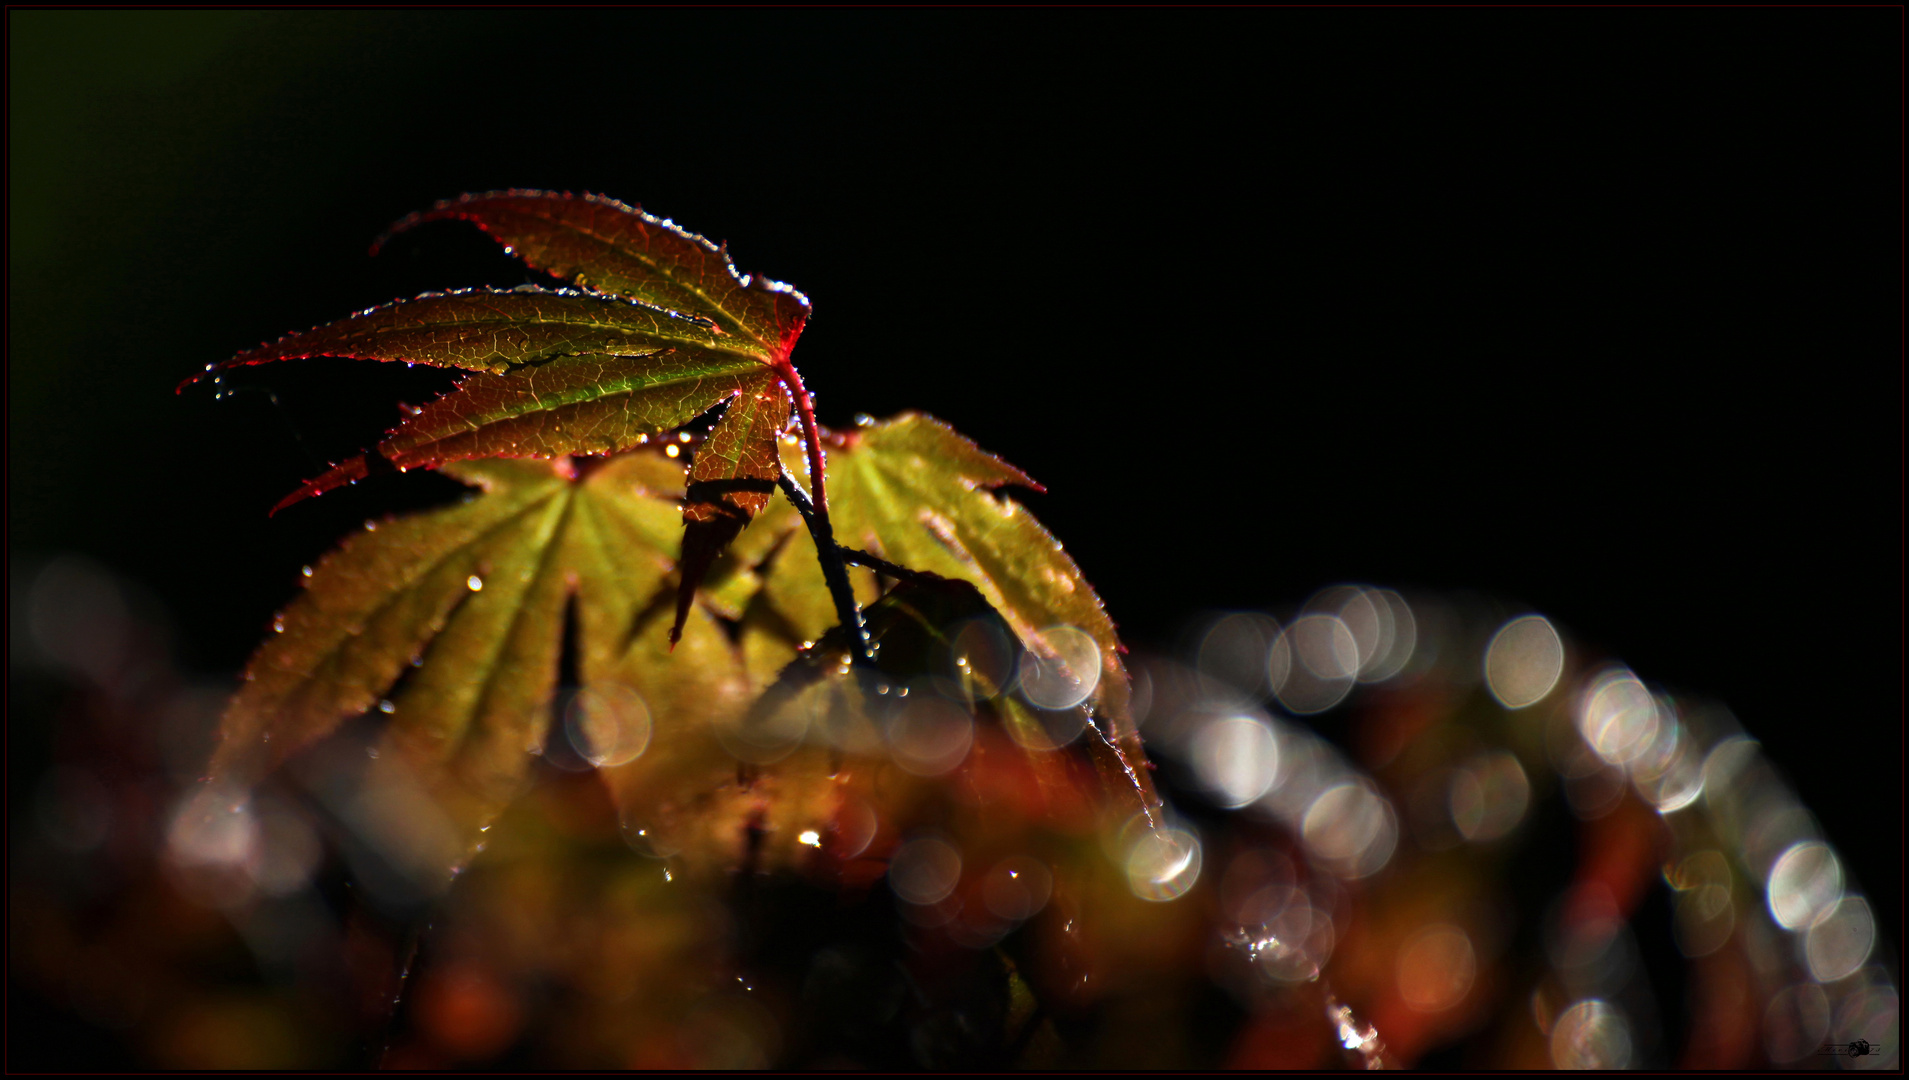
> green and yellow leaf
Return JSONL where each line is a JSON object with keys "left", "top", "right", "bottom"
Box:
{"left": 189, "top": 412, "right": 1155, "bottom": 889}
{"left": 184, "top": 194, "right": 815, "bottom": 632}
{"left": 194, "top": 450, "right": 777, "bottom": 885}
{"left": 807, "top": 414, "right": 1137, "bottom": 734}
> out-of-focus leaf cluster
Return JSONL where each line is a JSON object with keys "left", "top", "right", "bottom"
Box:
{"left": 11, "top": 559, "right": 1899, "bottom": 1068}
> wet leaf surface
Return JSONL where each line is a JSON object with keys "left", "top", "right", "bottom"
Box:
{"left": 380, "top": 189, "right": 810, "bottom": 354}
{"left": 185, "top": 193, "right": 813, "bottom": 636}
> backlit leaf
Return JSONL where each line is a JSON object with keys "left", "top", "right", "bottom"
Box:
{"left": 185, "top": 191, "right": 814, "bottom": 629}
{"left": 194, "top": 450, "right": 756, "bottom": 883}
{"left": 190, "top": 285, "right": 748, "bottom": 381}
{"left": 821, "top": 414, "right": 1138, "bottom": 736}
{"left": 722, "top": 417, "right": 1159, "bottom": 817}
{"left": 190, "top": 411, "right": 1158, "bottom": 889}
{"left": 379, "top": 189, "right": 810, "bottom": 357}
{"left": 271, "top": 346, "right": 786, "bottom": 511}
{"left": 674, "top": 374, "right": 792, "bottom": 644}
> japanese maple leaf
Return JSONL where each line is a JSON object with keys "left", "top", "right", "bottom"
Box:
{"left": 184, "top": 190, "right": 823, "bottom": 642}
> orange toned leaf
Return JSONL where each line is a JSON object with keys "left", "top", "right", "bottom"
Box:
{"left": 672, "top": 373, "right": 793, "bottom": 644}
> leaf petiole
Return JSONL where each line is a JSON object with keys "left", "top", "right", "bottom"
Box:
{"left": 771, "top": 359, "right": 829, "bottom": 515}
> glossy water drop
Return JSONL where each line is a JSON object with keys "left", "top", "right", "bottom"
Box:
{"left": 467, "top": 575, "right": 484, "bottom": 592}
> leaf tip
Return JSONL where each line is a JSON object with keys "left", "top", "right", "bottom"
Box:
{"left": 668, "top": 575, "right": 695, "bottom": 651}
{"left": 268, "top": 488, "right": 309, "bottom": 517}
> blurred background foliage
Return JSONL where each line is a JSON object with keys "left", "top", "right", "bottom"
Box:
{"left": 8, "top": 8, "right": 1899, "bottom": 1069}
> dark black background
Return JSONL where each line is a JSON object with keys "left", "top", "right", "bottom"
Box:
{"left": 10, "top": 7, "right": 1898, "bottom": 978}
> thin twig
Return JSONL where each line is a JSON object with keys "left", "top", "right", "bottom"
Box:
{"left": 838, "top": 546, "right": 944, "bottom": 586}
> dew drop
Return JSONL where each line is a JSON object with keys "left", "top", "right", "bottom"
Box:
{"left": 467, "top": 575, "right": 484, "bottom": 592}
{"left": 300, "top": 565, "right": 314, "bottom": 578}
{"left": 273, "top": 616, "right": 286, "bottom": 633}
{"left": 378, "top": 700, "right": 396, "bottom": 714}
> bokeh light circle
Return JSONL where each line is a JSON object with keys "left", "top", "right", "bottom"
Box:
{"left": 1020, "top": 625, "right": 1102, "bottom": 711}
{"left": 1272, "top": 615, "right": 1359, "bottom": 714}
{"left": 1448, "top": 750, "right": 1531, "bottom": 843}
{"left": 1576, "top": 668, "right": 1659, "bottom": 766}
{"left": 565, "top": 682, "right": 654, "bottom": 768}
{"left": 1549, "top": 998, "right": 1632, "bottom": 1069}
{"left": 981, "top": 856, "right": 1053, "bottom": 922}
{"left": 1804, "top": 895, "right": 1875, "bottom": 983}
{"left": 886, "top": 695, "right": 975, "bottom": 776}
{"left": 1765, "top": 841, "right": 1842, "bottom": 931}
{"left": 1396, "top": 924, "right": 1477, "bottom": 1012}
{"left": 888, "top": 836, "right": 963, "bottom": 906}
{"left": 1190, "top": 716, "right": 1280, "bottom": 808}
{"left": 1301, "top": 783, "right": 1397, "bottom": 879}
{"left": 1483, "top": 614, "right": 1564, "bottom": 709}
{"left": 1125, "top": 825, "right": 1202, "bottom": 902}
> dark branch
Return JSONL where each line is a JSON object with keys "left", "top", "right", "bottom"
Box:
{"left": 776, "top": 470, "right": 874, "bottom": 670}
